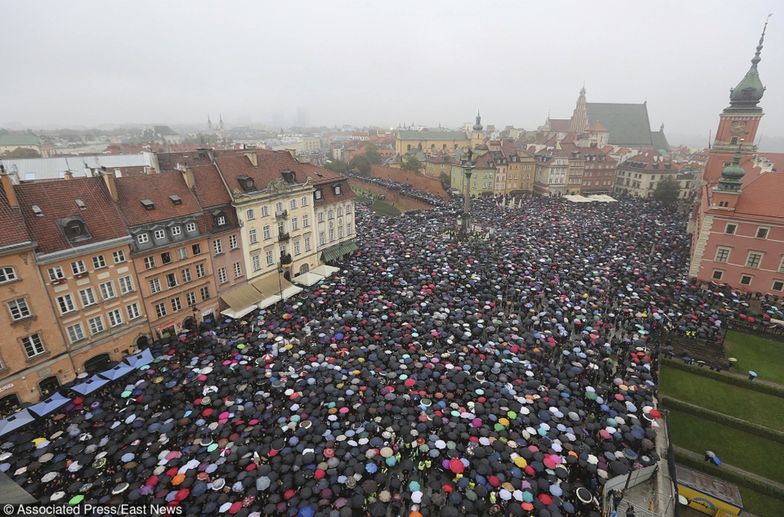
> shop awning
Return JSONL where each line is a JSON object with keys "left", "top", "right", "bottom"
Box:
{"left": 0, "top": 410, "right": 35, "bottom": 437}
{"left": 27, "top": 393, "right": 71, "bottom": 417}
{"left": 321, "top": 240, "right": 359, "bottom": 263}
{"left": 125, "top": 348, "right": 154, "bottom": 368}
{"left": 219, "top": 283, "right": 263, "bottom": 319}
{"left": 279, "top": 277, "right": 303, "bottom": 299}
{"left": 252, "top": 273, "right": 285, "bottom": 309}
{"left": 99, "top": 363, "right": 135, "bottom": 381}
{"left": 311, "top": 264, "right": 340, "bottom": 278}
{"left": 292, "top": 271, "right": 325, "bottom": 287}
{"left": 71, "top": 375, "right": 110, "bottom": 395}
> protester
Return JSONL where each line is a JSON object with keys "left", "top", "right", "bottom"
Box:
{"left": 0, "top": 193, "right": 763, "bottom": 515}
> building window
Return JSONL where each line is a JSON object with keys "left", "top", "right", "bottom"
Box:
{"left": 290, "top": 199, "right": 297, "bottom": 210}
{"left": 48, "top": 267, "right": 64, "bottom": 281}
{"left": 275, "top": 202, "right": 283, "bottom": 214}
{"left": 328, "top": 209, "right": 334, "bottom": 220}
{"left": 335, "top": 185, "right": 342, "bottom": 195}
{"left": 746, "top": 252, "right": 763, "bottom": 269}
{"left": 22, "top": 334, "right": 45, "bottom": 359}
{"left": 292, "top": 217, "right": 298, "bottom": 231}
{"left": 186, "top": 291, "right": 196, "bottom": 307}
{"left": 725, "top": 223, "right": 737, "bottom": 235}
{"left": 7, "top": 298, "right": 31, "bottom": 321}
{"left": 263, "top": 225, "right": 271, "bottom": 240}
{"left": 171, "top": 225, "right": 181, "bottom": 236}
{"left": 186, "top": 222, "right": 197, "bottom": 233}
{"left": 337, "top": 207, "right": 343, "bottom": 217}
{"left": 177, "top": 247, "right": 187, "bottom": 260}
{"left": 740, "top": 274, "right": 753, "bottom": 286}
{"left": 182, "top": 268, "right": 192, "bottom": 283}
{"left": 92, "top": 255, "right": 106, "bottom": 269}
{"left": 71, "top": 260, "right": 87, "bottom": 276}
{"left": 57, "top": 294, "right": 75, "bottom": 314}
{"left": 127, "top": 303, "right": 140, "bottom": 320}
{"left": 112, "top": 250, "right": 126, "bottom": 263}
{"left": 166, "top": 273, "right": 177, "bottom": 288}
{"left": 108, "top": 309, "right": 123, "bottom": 327}
{"left": 154, "top": 303, "right": 167, "bottom": 318}
{"left": 314, "top": 190, "right": 322, "bottom": 200}
{"left": 229, "top": 235, "right": 238, "bottom": 249}
{"left": 218, "top": 267, "right": 227, "bottom": 284}
{"left": 329, "top": 228, "right": 335, "bottom": 241}
{"left": 0, "top": 266, "right": 17, "bottom": 284}
{"left": 301, "top": 196, "right": 309, "bottom": 207}
{"left": 199, "top": 286, "right": 210, "bottom": 301}
{"left": 303, "top": 215, "right": 310, "bottom": 228}
{"left": 304, "top": 235, "right": 311, "bottom": 252}
{"left": 119, "top": 276, "right": 134, "bottom": 294}
{"left": 319, "top": 232, "right": 326, "bottom": 246}
{"left": 712, "top": 270, "right": 723, "bottom": 280}
{"left": 171, "top": 297, "right": 182, "bottom": 312}
{"left": 246, "top": 209, "right": 255, "bottom": 220}
{"left": 213, "top": 239, "right": 223, "bottom": 255}
{"left": 192, "top": 243, "right": 201, "bottom": 255}
{"left": 79, "top": 288, "right": 97, "bottom": 307}
{"left": 144, "top": 256, "right": 156, "bottom": 270}
{"left": 266, "top": 249, "right": 274, "bottom": 266}
{"left": 252, "top": 254, "right": 261, "bottom": 271}
{"left": 161, "top": 252, "right": 172, "bottom": 264}
{"left": 347, "top": 222, "right": 353, "bottom": 235}
{"left": 715, "top": 247, "right": 731, "bottom": 263}
{"left": 318, "top": 212, "right": 325, "bottom": 223}
{"left": 67, "top": 323, "right": 85, "bottom": 343}
{"left": 88, "top": 316, "right": 105, "bottom": 335}
{"left": 756, "top": 227, "right": 769, "bottom": 239}
{"left": 149, "top": 278, "right": 161, "bottom": 294}
{"left": 261, "top": 206, "right": 269, "bottom": 217}
{"left": 346, "top": 204, "right": 352, "bottom": 214}
{"left": 233, "top": 262, "right": 242, "bottom": 278}
{"left": 137, "top": 233, "right": 149, "bottom": 244}
{"left": 294, "top": 240, "right": 301, "bottom": 256}
{"left": 100, "top": 281, "right": 116, "bottom": 300}
{"left": 338, "top": 226, "right": 344, "bottom": 239}
{"left": 772, "top": 280, "right": 784, "bottom": 292}
{"left": 154, "top": 229, "right": 166, "bottom": 240}
{"left": 249, "top": 229, "right": 258, "bottom": 244}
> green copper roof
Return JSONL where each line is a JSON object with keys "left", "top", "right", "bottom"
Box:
{"left": 717, "top": 148, "right": 745, "bottom": 192}
{"left": 729, "top": 19, "right": 768, "bottom": 109}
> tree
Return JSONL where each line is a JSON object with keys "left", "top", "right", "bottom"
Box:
{"left": 653, "top": 176, "right": 680, "bottom": 206}
{"left": 401, "top": 155, "right": 423, "bottom": 173}
{"left": 349, "top": 155, "right": 371, "bottom": 176}
{"left": 364, "top": 143, "right": 383, "bottom": 165}
{"left": 1, "top": 147, "right": 41, "bottom": 159}
{"left": 324, "top": 159, "right": 349, "bottom": 173}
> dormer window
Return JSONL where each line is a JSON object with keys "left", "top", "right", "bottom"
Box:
{"left": 32, "top": 205, "right": 43, "bottom": 217}
{"left": 314, "top": 189, "right": 323, "bottom": 200}
{"left": 237, "top": 175, "right": 255, "bottom": 192}
{"left": 169, "top": 195, "right": 182, "bottom": 205}
{"left": 217, "top": 216, "right": 226, "bottom": 226}
{"left": 213, "top": 210, "right": 227, "bottom": 227}
{"left": 334, "top": 185, "right": 342, "bottom": 195}
{"left": 75, "top": 199, "right": 86, "bottom": 210}
{"left": 141, "top": 199, "right": 155, "bottom": 210}
{"left": 59, "top": 217, "right": 90, "bottom": 243}
{"left": 281, "top": 170, "right": 296, "bottom": 184}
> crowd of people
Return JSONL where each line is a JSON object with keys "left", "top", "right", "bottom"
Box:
{"left": 1, "top": 193, "right": 770, "bottom": 516}
{"left": 344, "top": 171, "right": 448, "bottom": 207}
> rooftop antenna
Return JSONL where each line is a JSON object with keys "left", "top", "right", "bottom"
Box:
{"left": 707, "top": 129, "right": 711, "bottom": 150}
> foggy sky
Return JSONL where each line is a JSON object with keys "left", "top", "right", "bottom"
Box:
{"left": 2, "top": 0, "right": 782, "bottom": 147}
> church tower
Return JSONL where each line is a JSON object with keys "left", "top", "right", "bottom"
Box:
{"left": 568, "top": 86, "right": 589, "bottom": 134}
{"left": 703, "top": 19, "right": 769, "bottom": 185}
{"left": 470, "top": 111, "right": 485, "bottom": 147}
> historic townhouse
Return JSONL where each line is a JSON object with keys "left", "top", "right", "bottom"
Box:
{"left": 14, "top": 176, "right": 150, "bottom": 379}
{"left": 0, "top": 170, "right": 66, "bottom": 412}
{"left": 304, "top": 163, "right": 357, "bottom": 263}
{"left": 111, "top": 170, "right": 219, "bottom": 338}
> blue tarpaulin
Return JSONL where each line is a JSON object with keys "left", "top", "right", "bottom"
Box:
{"left": 70, "top": 375, "right": 110, "bottom": 395}
{"left": 125, "top": 348, "right": 153, "bottom": 368}
{"left": 0, "top": 409, "right": 35, "bottom": 437}
{"left": 27, "top": 393, "right": 71, "bottom": 417}
{"left": 99, "top": 363, "right": 135, "bottom": 381}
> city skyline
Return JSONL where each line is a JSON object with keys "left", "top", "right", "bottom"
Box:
{"left": 1, "top": 1, "right": 782, "bottom": 148}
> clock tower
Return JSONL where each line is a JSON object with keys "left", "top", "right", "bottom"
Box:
{"left": 703, "top": 18, "right": 769, "bottom": 184}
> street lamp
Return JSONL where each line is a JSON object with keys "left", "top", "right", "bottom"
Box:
{"left": 459, "top": 148, "right": 475, "bottom": 238}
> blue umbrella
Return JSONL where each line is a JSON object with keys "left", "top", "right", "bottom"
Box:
{"left": 365, "top": 462, "right": 377, "bottom": 473}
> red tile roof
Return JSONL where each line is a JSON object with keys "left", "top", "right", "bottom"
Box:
{"left": 760, "top": 152, "right": 784, "bottom": 173}
{"left": 734, "top": 173, "right": 784, "bottom": 218}
{"left": 548, "top": 119, "right": 571, "bottom": 132}
{"left": 15, "top": 178, "right": 130, "bottom": 254}
{"left": 213, "top": 149, "right": 308, "bottom": 193}
{"left": 0, "top": 185, "right": 31, "bottom": 248}
{"left": 115, "top": 173, "right": 202, "bottom": 226}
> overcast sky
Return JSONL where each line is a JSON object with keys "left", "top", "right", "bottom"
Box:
{"left": 1, "top": 0, "right": 782, "bottom": 147}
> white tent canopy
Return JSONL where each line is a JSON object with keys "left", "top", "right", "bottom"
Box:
{"left": 292, "top": 271, "right": 325, "bottom": 287}
{"left": 311, "top": 264, "right": 340, "bottom": 278}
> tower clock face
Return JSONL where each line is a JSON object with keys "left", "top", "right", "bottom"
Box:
{"left": 730, "top": 120, "right": 747, "bottom": 136}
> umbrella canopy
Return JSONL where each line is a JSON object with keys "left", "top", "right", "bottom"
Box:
{"left": 0, "top": 410, "right": 36, "bottom": 437}
{"left": 125, "top": 348, "right": 154, "bottom": 368}
{"left": 70, "top": 375, "right": 110, "bottom": 395}
{"left": 99, "top": 363, "right": 135, "bottom": 381}
{"left": 27, "top": 393, "right": 71, "bottom": 418}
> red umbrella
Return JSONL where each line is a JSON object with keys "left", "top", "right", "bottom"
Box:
{"left": 449, "top": 458, "right": 464, "bottom": 474}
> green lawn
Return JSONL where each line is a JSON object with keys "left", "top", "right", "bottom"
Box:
{"left": 667, "top": 409, "right": 784, "bottom": 482}
{"left": 737, "top": 485, "right": 784, "bottom": 517}
{"left": 660, "top": 366, "right": 784, "bottom": 429}
{"left": 371, "top": 200, "right": 401, "bottom": 217}
{"left": 725, "top": 330, "right": 784, "bottom": 385}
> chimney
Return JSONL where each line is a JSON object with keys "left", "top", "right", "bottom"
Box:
{"left": 64, "top": 170, "right": 74, "bottom": 180}
{"left": 244, "top": 152, "right": 258, "bottom": 167}
{"left": 0, "top": 165, "right": 18, "bottom": 207}
{"left": 182, "top": 165, "right": 196, "bottom": 190}
{"left": 102, "top": 170, "right": 119, "bottom": 202}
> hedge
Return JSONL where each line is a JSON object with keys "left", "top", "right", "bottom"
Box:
{"left": 672, "top": 446, "right": 784, "bottom": 500}
{"left": 660, "top": 396, "right": 784, "bottom": 444}
{"left": 661, "top": 358, "right": 784, "bottom": 398}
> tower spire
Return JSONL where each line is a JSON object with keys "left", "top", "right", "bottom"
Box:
{"left": 729, "top": 15, "right": 771, "bottom": 109}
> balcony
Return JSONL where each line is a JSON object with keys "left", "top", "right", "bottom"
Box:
{"left": 275, "top": 209, "right": 288, "bottom": 220}
{"left": 278, "top": 232, "right": 290, "bottom": 242}
{"left": 280, "top": 253, "right": 292, "bottom": 265}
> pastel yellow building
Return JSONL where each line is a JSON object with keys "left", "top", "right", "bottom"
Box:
{"left": 395, "top": 130, "right": 469, "bottom": 156}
